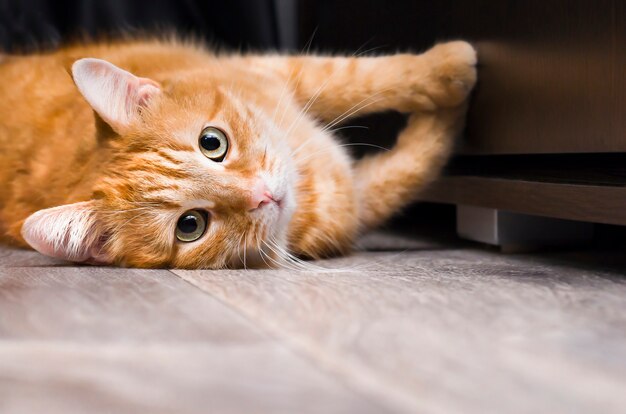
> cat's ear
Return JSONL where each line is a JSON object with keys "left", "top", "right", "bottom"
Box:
{"left": 21, "top": 201, "right": 112, "bottom": 264}
{"left": 71, "top": 58, "right": 161, "bottom": 134}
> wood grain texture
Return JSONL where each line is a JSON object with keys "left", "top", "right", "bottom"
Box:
{"left": 422, "top": 176, "right": 626, "bottom": 226}
{"left": 0, "top": 342, "right": 390, "bottom": 414}
{"left": 0, "top": 266, "right": 261, "bottom": 342}
{"left": 0, "top": 246, "right": 69, "bottom": 267}
{"left": 0, "top": 256, "right": 399, "bottom": 414}
{"left": 174, "top": 244, "right": 626, "bottom": 414}
{"left": 2, "top": 235, "right": 626, "bottom": 414}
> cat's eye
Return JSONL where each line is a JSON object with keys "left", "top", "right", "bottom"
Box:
{"left": 175, "top": 210, "right": 208, "bottom": 242}
{"left": 199, "top": 127, "right": 228, "bottom": 162}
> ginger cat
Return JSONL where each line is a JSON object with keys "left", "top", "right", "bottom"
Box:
{"left": 0, "top": 39, "right": 476, "bottom": 268}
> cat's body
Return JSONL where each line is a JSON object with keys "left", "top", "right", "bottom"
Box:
{"left": 0, "top": 39, "right": 476, "bottom": 268}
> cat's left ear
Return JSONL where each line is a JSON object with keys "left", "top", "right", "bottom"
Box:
{"left": 72, "top": 58, "right": 161, "bottom": 134}
{"left": 21, "top": 201, "right": 112, "bottom": 264}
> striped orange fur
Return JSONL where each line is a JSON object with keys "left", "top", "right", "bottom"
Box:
{"left": 0, "top": 39, "right": 476, "bottom": 268}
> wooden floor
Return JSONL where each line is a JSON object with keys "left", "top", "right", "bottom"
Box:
{"left": 1, "top": 231, "right": 625, "bottom": 413}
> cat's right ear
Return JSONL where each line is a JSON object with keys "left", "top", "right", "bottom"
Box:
{"left": 71, "top": 58, "right": 161, "bottom": 134}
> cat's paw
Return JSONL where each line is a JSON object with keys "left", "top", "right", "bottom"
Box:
{"left": 423, "top": 41, "right": 477, "bottom": 108}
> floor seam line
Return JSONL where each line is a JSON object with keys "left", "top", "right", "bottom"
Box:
{"left": 170, "top": 270, "right": 428, "bottom": 414}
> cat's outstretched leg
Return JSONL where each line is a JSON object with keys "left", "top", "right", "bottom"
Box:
{"left": 340, "top": 43, "right": 477, "bottom": 229}
{"left": 353, "top": 107, "right": 467, "bottom": 230}
{"left": 247, "top": 41, "right": 476, "bottom": 122}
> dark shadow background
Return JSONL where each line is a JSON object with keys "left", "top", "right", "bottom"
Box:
{"left": 0, "top": 0, "right": 282, "bottom": 52}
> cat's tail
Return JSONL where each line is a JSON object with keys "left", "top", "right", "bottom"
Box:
{"left": 353, "top": 107, "right": 467, "bottom": 230}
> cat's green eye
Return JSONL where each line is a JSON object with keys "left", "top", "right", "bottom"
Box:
{"left": 175, "top": 210, "right": 208, "bottom": 242}
{"left": 199, "top": 127, "right": 228, "bottom": 162}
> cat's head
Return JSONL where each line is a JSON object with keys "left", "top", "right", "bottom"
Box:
{"left": 21, "top": 58, "right": 297, "bottom": 268}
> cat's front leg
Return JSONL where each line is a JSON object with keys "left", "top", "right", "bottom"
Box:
{"left": 348, "top": 40, "right": 477, "bottom": 114}
{"left": 244, "top": 41, "right": 476, "bottom": 121}
{"left": 353, "top": 107, "right": 469, "bottom": 230}
{"left": 347, "top": 42, "right": 477, "bottom": 229}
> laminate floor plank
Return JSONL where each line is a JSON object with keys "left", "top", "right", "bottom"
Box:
{"left": 0, "top": 265, "right": 400, "bottom": 414}
{"left": 0, "top": 267, "right": 259, "bottom": 342}
{"left": 0, "top": 246, "right": 68, "bottom": 267}
{"left": 0, "top": 341, "right": 391, "bottom": 414}
{"left": 173, "top": 237, "right": 626, "bottom": 414}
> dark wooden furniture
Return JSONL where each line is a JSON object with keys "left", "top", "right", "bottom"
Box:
{"left": 298, "top": 0, "right": 626, "bottom": 227}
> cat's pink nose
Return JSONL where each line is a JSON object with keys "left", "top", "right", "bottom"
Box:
{"left": 249, "top": 179, "right": 274, "bottom": 211}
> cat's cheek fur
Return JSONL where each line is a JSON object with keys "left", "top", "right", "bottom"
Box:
{"left": 20, "top": 201, "right": 110, "bottom": 264}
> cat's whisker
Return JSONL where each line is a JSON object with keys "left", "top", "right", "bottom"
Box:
{"left": 354, "top": 44, "right": 388, "bottom": 58}
{"left": 265, "top": 236, "right": 388, "bottom": 274}
{"left": 257, "top": 237, "right": 298, "bottom": 270}
{"left": 256, "top": 235, "right": 279, "bottom": 270}
{"left": 272, "top": 27, "right": 324, "bottom": 127}
{"left": 282, "top": 54, "right": 372, "bottom": 151}
{"left": 318, "top": 90, "right": 392, "bottom": 134}
{"left": 281, "top": 74, "right": 335, "bottom": 143}
{"left": 351, "top": 37, "right": 375, "bottom": 57}
{"left": 262, "top": 244, "right": 302, "bottom": 271}
{"left": 324, "top": 91, "right": 397, "bottom": 133}
{"left": 290, "top": 92, "right": 391, "bottom": 157}
{"left": 285, "top": 85, "right": 391, "bottom": 162}
{"left": 234, "top": 231, "right": 245, "bottom": 269}
{"left": 262, "top": 243, "right": 309, "bottom": 273}
{"left": 272, "top": 62, "right": 299, "bottom": 126}
{"left": 264, "top": 238, "right": 336, "bottom": 273}
{"left": 326, "top": 125, "right": 369, "bottom": 133}
{"left": 281, "top": 61, "right": 390, "bottom": 162}
{"left": 274, "top": 245, "right": 334, "bottom": 272}
{"left": 302, "top": 26, "right": 319, "bottom": 56}
{"left": 319, "top": 91, "right": 393, "bottom": 133}
{"left": 244, "top": 231, "right": 253, "bottom": 270}
{"left": 295, "top": 142, "right": 391, "bottom": 164}
{"left": 275, "top": 49, "right": 316, "bottom": 130}
{"left": 258, "top": 243, "right": 280, "bottom": 268}
{"left": 259, "top": 248, "right": 286, "bottom": 270}
{"left": 304, "top": 122, "right": 372, "bottom": 156}
{"left": 273, "top": 26, "right": 321, "bottom": 128}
